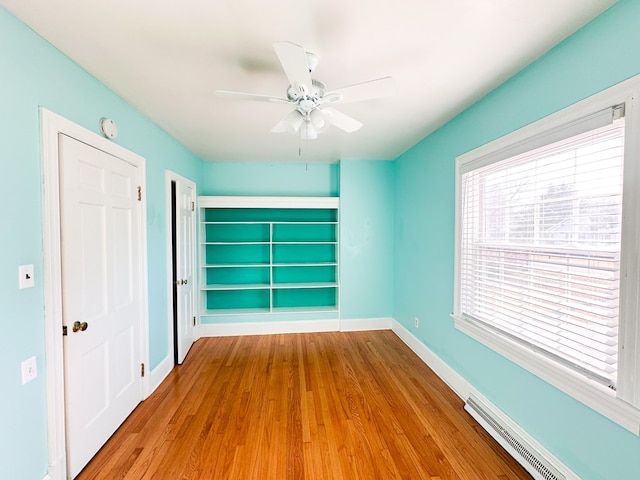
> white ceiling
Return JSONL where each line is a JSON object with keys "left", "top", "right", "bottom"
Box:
{"left": 1, "top": 0, "right": 617, "bottom": 163}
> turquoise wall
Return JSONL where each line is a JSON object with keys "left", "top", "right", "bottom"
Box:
{"left": 0, "top": 7, "right": 201, "bottom": 479}
{"left": 393, "top": 1, "right": 640, "bottom": 478}
{"left": 201, "top": 161, "right": 339, "bottom": 196}
{"left": 339, "top": 160, "right": 394, "bottom": 321}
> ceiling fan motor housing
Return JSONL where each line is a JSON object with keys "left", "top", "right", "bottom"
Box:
{"left": 287, "top": 79, "right": 327, "bottom": 119}
{"left": 286, "top": 79, "right": 326, "bottom": 102}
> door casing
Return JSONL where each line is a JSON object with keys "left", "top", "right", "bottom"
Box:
{"left": 41, "top": 108, "right": 150, "bottom": 480}
{"left": 165, "top": 171, "right": 198, "bottom": 364}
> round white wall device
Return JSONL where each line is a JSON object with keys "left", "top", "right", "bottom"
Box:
{"left": 99, "top": 118, "right": 118, "bottom": 139}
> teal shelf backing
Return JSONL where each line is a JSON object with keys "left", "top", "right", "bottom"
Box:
{"left": 206, "top": 266, "right": 270, "bottom": 285}
{"left": 272, "top": 223, "right": 336, "bottom": 242}
{"left": 205, "top": 243, "right": 270, "bottom": 265}
{"left": 204, "top": 222, "right": 269, "bottom": 243}
{"left": 272, "top": 287, "right": 337, "bottom": 309}
{"left": 272, "top": 244, "right": 336, "bottom": 264}
{"left": 272, "top": 265, "right": 336, "bottom": 284}
{"left": 206, "top": 288, "right": 270, "bottom": 311}
{"left": 203, "top": 208, "right": 337, "bottom": 223}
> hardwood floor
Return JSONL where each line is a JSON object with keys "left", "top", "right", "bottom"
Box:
{"left": 76, "top": 330, "right": 532, "bottom": 479}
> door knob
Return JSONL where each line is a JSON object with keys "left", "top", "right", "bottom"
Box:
{"left": 72, "top": 321, "right": 88, "bottom": 333}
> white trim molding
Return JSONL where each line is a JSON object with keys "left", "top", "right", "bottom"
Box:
{"left": 391, "top": 319, "right": 581, "bottom": 480}
{"left": 149, "top": 355, "right": 174, "bottom": 394}
{"left": 391, "top": 319, "right": 471, "bottom": 399}
{"left": 340, "top": 317, "right": 393, "bottom": 332}
{"left": 40, "top": 108, "right": 150, "bottom": 480}
{"left": 198, "top": 319, "right": 341, "bottom": 337}
{"left": 197, "top": 317, "right": 393, "bottom": 337}
{"left": 198, "top": 195, "right": 339, "bottom": 209}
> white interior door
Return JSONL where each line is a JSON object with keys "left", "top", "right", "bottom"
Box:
{"left": 59, "top": 134, "right": 143, "bottom": 478}
{"left": 175, "top": 179, "right": 196, "bottom": 363}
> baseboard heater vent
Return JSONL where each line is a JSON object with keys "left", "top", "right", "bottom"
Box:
{"left": 465, "top": 395, "right": 565, "bottom": 480}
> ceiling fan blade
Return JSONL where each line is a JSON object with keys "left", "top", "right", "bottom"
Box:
{"left": 325, "top": 76, "right": 396, "bottom": 104}
{"left": 322, "top": 107, "right": 363, "bottom": 133}
{"left": 215, "top": 90, "right": 289, "bottom": 104}
{"left": 271, "top": 122, "right": 287, "bottom": 133}
{"left": 273, "top": 41, "right": 313, "bottom": 92}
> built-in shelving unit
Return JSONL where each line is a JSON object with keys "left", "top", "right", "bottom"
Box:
{"left": 198, "top": 196, "right": 339, "bottom": 323}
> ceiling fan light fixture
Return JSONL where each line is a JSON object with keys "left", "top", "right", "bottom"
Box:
{"left": 282, "top": 110, "right": 304, "bottom": 134}
{"left": 309, "top": 109, "right": 328, "bottom": 131}
{"left": 300, "top": 121, "right": 317, "bottom": 140}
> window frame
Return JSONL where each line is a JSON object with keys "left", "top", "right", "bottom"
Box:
{"left": 453, "top": 75, "right": 640, "bottom": 434}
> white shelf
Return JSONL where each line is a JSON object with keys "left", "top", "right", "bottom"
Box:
{"left": 272, "top": 241, "right": 337, "bottom": 245}
{"left": 272, "top": 282, "right": 338, "bottom": 289}
{"left": 203, "top": 221, "right": 338, "bottom": 225}
{"left": 202, "top": 241, "right": 269, "bottom": 245}
{"left": 202, "top": 221, "right": 270, "bottom": 225}
{"left": 203, "top": 263, "right": 270, "bottom": 268}
{"left": 272, "top": 221, "right": 338, "bottom": 225}
{"left": 203, "top": 283, "right": 271, "bottom": 291}
{"left": 198, "top": 195, "right": 339, "bottom": 209}
{"left": 201, "top": 307, "right": 271, "bottom": 316}
{"left": 272, "top": 262, "right": 337, "bottom": 267}
{"left": 200, "top": 306, "right": 338, "bottom": 316}
{"left": 272, "top": 306, "right": 339, "bottom": 314}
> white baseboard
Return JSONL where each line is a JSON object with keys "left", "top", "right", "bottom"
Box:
{"left": 340, "top": 317, "right": 393, "bottom": 331}
{"left": 391, "top": 319, "right": 471, "bottom": 399}
{"left": 391, "top": 319, "right": 579, "bottom": 480}
{"left": 46, "top": 454, "right": 64, "bottom": 480}
{"left": 199, "top": 318, "right": 341, "bottom": 337}
{"left": 198, "top": 317, "right": 395, "bottom": 337}
{"left": 147, "top": 355, "right": 173, "bottom": 398}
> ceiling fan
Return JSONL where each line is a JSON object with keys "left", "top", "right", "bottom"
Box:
{"left": 215, "top": 41, "right": 396, "bottom": 140}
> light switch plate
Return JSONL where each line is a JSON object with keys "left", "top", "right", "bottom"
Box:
{"left": 18, "top": 264, "right": 34, "bottom": 289}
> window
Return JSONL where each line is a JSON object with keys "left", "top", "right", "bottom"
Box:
{"left": 454, "top": 78, "right": 640, "bottom": 433}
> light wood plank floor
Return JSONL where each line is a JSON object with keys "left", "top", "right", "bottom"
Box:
{"left": 76, "top": 330, "right": 531, "bottom": 479}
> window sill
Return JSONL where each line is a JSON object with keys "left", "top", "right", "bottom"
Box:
{"left": 452, "top": 313, "right": 640, "bottom": 435}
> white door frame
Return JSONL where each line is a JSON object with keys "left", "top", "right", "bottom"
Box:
{"left": 40, "top": 108, "right": 150, "bottom": 480}
{"left": 165, "top": 171, "right": 198, "bottom": 361}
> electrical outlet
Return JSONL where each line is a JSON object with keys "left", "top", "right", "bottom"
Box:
{"left": 21, "top": 356, "right": 37, "bottom": 384}
{"left": 414, "top": 317, "right": 419, "bottom": 328}
{"left": 18, "top": 264, "right": 35, "bottom": 289}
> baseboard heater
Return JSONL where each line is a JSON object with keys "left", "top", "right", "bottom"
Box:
{"left": 464, "top": 395, "right": 566, "bottom": 480}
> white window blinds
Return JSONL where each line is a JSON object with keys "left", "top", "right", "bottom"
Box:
{"left": 459, "top": 110, "right": 625, "bottom": 388}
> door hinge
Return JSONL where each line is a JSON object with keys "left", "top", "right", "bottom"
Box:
{"left": 141, "top": 363, "right": 145, "bottom": 377}
{"left": 137, "top": 186, "right": 142, "bottom": 201}
{"left": 62, "top": 325, "right": 68, "bottom": 336}
{"left": 193, "top": 316, "right": 196, "bottom": 326}
{"left": 191, "top": 201, "right": 195, "bottom": 212}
